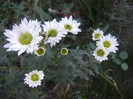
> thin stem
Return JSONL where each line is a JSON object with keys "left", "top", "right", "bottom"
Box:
{"left": 98, "top": 72, "right": 124, "bottom": 99}
{"left": 33, "top": 0, "right": 39, "bottom": 18}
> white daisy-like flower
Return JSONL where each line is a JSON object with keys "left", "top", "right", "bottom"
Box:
{"left": 3, "top": 18, "right": 43, "bottom": 55}
{"left": 92, "top": 28, "right": 104, "bottom": 41}
{"left": 24, "top": 70, "right": 44, "bottom": 88}
{"left": 60, "top": 48, "right": 68, "bottom": 55}
{"left": 93, "top": 47, "right": 109, "bottom": 62}
{"left": 34, "top": 46, "right": 46, "bottom": 56}
{"left": 96, "top": 34, "right": 119, "bottom": 53}
{"left": 59, "top": 15, "right": 81, "bottom": 35}
{"left": 42, "top": 19, "right": 65, "bottom": 47}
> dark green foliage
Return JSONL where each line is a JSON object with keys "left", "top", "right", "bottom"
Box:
{"left": 78, "top": 0, "right": 112, "bottom": 27}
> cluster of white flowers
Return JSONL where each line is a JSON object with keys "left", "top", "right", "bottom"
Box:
{"left": 4, "top": 16, "right": 81, "bottom": 56}
{"left": 3, "top": 16, "right": 81, "bottom": 88}
{"left": 92, "top": 28, "right": 119, "bottom": 62}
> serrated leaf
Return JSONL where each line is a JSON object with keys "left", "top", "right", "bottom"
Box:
{"left": 119, "top": 51, "right": 128, "bottom": 60}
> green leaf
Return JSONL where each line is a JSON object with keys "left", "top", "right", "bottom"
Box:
{"left": 111, "top": 53, "right": 116, "bottom": 59}
{"left": 78, "top": 96, "right": 83, "bottom": 99}
{"left": 119, "top": 51, "right": 128, "bottom": 60}
{"left": 113, "top": 58, "right": 121, "bottom": 65}
{"left": 68, "top": 2, "right": 74, "bottom": 9}
{"left": 121, "top": 62, "right": 128, "bottom": 71}
{"left": 63, "top": 2, "right": 74, "bottom": 9}
{"left": 36, "top": 7, "right": 52, "bottom": 21}
{"left": 63, "top": 3, "right": 68, "bottom": 8}
{"left": 103, "top": 24, "right": 109, "bottom": 32}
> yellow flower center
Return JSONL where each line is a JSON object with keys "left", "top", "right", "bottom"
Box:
{"left": 95, "top": 33, "right": 101, "bottom": 39}
{"left": 48, "top": 29, "right": 57, "bottom": 37}
{"left": 64, "top": 24, "right": 72, "bottom": 30}
{"left": 103, "top": 41, "right": 111, "bottom": 48}
{"left": 97, "top": 49, "right": 105, "bottom": 57}
{"left": 19, "top": 33, "right": 32, "bottom": 45}
{"left": 31, "top": 74, "right": 39, "bottom": 81}
{"left": 61, "top": 48, "right": 68, "bottom": 55}
{"left": 36, "top": 47, "right": 46, "bottom": 56}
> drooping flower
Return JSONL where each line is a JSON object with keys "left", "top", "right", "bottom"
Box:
{"left": 96, "top": 34, "right": 119, "bottom": 53}
{"left": 93, "top": 47, "right": 109, "bottom": 62}
{"left": 59, "top": 16, "right": 81, "bottom": 35}
{"left": 42, "top": 19, "right": 65, "bottom": 47}
{"left": 3, "top": 18, "right": 43, "bottom": 55}
{"left": 60, "top": 48, "right": 68, "bottom": 55}
{"left": 92, "top": 28, "right": 104, "bottom": 41}
{"left": 24, "top": 70, "right": 44, "bottom": 88}
{"left": 34, "top": 46, "right": 46, "bottom": 56}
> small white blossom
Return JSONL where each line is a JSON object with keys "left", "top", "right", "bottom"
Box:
{"left": 24, "top": 70, "right": 44, "bottom": 88}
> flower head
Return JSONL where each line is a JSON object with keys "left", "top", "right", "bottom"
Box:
{"left": 42, "top": 19, "right": 65, "bottom": 47}
{"left": 24, "top": 70, "right": 44, "bottom": 88}
{"left": 92, "top": 28, "right": 104, "bottom": 41}
{"left": 60, "top": 48, "right": 68, "bottom": 55}
{"left": 96, "top": 34, "right": 119, "bottom": 53}
{"left": 34, "top": 46, "right": 46, "bottom": 56}
{"left": 3, "top": 18, "right": 43, "bottom": 55}
{"left": 59, "top": 16, "right": 81, "bottom": 35}
{"left": 93, "top": 47, "right": 109, "bottom": 62}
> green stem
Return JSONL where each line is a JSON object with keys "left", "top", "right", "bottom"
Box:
{"left": 98, "top": 72, "right": 114, "bottom": 86}
{"left": 98, "top": 72, "right": 124, "bottom": 99}
{"left": 33, "top": 0, "right": 39, "bottom": 18}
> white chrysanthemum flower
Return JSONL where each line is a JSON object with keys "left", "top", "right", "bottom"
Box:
{"left": 3, "top": 18, "right": 43, "bottom": 55}
{"left": 60, "top": 48, "right": 68, "bottom": 55}
{"left": 92, "top": 28, "right": 104, "bottom": 41}
{"left": 34, "top": 46, "right": 46, "bottom": 56}
{"left": 59, "top": 16, "right": 81, "bottom": 35}
{"left": 24, "top": 70, "right": 44, "bottom": 88}
{"left": 96, "top": 34, "right": 119, "bottom": 53}
{"left": 93, "top": 47, "right": 109, "bottom": 62}
{"left": 42, "top": 19, "right": 65, "bottom": 47}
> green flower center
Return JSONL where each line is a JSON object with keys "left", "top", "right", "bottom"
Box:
{"left": 31, "top": 74, "right": 39, "bottom": 81}
{"left": 64, "top": 24, "right": 72, "bottom": 30}
{"left": 19, "top": 33, "right": 32, "bottom": 45}
{"left": 97, "top": 49, "right": 105, "bottom": 57}
{"left": 48, "top": 29, "right": 57, "bottom": 37}
{"left": 61, "top": 48, "right": 68, "bottom": 55}
{"left": 37, "top": 48, "right": 45, "bottom": 55}
{"left": 103, "top": 41, "right": 111, "bottom": 48}
{"left": 95, "top": 33, "right": 101, "bottom": 39}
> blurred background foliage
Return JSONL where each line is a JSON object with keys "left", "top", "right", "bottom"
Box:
{"left": 0, "top": 0, "right": 133, "bottom": 99}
